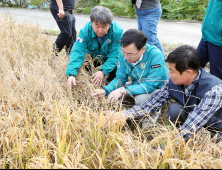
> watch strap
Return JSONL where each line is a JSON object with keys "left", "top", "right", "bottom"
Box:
{"left": 68, "top": 74, "right": 75, "bottom": 78}
{"left": 120, "top": 87, "right": 126, "bottom": 94}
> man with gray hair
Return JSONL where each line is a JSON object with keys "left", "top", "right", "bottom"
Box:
{"left": 66, "top": 6, "right": 123, "bottom": 91}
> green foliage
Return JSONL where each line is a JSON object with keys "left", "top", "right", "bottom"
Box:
{"left": 75, "top": 0, "right": 208, "bottom": 21}
{"left": 0, "top": 0, "right": 208, "bottom": 21}
{"left": 99, "top": 0, "right": 136, "bottom": 17}
{"left": 76, "top": 6, "right": 93, "bottom": 14}
{"left": 0, "top": 0, "right": 28, "bottom": 7}
{"left": 75, "top": 0, "right": 99, "bottom": 13}
{"left": 76, "top": 0, "right": 136, "bottom": 17}
{"left": 76, "top": 0, "right": 99, "bottom": 8}
{"left": 0, "top": 0, "right": 49, "bottom": 8}
{"left": 122, "top": 0, "right": 137, "bottom": 18}
{"left": 30, "top": 0, "right": 44, "bottom": 8}
{"left": 161, "top": 0, "right": 208, "bottom": 21}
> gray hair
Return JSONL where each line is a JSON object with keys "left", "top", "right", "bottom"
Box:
{"left": 90, "top": 6, "right": 113, "bottom": 26}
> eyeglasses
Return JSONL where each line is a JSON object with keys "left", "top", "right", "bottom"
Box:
{"left": 118, "top": 48, "right": 141, "bottom": 59}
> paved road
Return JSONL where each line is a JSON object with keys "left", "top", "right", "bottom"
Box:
{"left": 0, "top": 7, "right": 202, "bottom": 47}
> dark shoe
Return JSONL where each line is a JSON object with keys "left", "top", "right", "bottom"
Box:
{"left": 122, "top": 95, "right": 135, "bottom": 106}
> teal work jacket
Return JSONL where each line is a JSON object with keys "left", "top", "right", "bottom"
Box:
{"left": 103, "top": 43, "right": 168, "bottom": 96}
{"left": 66, "top": 21, "right": 123, "bottom": 77}
{"left": 202, "top": 0, "right": 222, "bottom": 46}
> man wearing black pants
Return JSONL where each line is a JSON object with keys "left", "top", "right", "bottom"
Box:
{"left": 197, "top": 0, "right": 222, "bottom": 80}
{"left": 50, "top": 0, "right": 76, "bottom": 55}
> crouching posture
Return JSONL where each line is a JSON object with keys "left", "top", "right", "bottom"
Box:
{"left": 91, "top": 29, "right": 168, "bottom": 104}
{"left": 116, "top": 45, "right": 222, "bottom": 142}
{"left": 66, "top": 6, "right": 123, "bottom": 91}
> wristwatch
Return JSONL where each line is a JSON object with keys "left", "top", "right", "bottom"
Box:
{"left": 68, "top": 74, "right": 75, "bottom": 78}
{"left": 120, "top": 87, "right": 126, "bottom": 95}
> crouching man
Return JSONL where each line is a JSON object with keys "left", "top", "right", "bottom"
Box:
{"left": 114, "top": 45, "right": 222, "bottom": 142}
{"left": 91, "top": 29, "right": 168, "bottom": 105}
{"left": 66, "top": 6, "right": 123, "bottom": 91}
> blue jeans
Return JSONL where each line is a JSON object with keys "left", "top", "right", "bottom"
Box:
{"left": 136, "top": 6, "right": 165, "bottom": 59}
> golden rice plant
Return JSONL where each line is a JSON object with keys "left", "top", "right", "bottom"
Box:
{"left": 0, "top": 16, "right": 222, "bottom": 169}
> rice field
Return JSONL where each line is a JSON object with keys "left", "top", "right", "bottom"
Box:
{"left": 0, "top": 16, "right": 222, "bottom": 169}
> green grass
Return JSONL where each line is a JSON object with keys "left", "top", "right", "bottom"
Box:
{"left": 44, "top": 30, "right": 60, "bottom": 36}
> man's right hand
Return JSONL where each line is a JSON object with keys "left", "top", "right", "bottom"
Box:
{"left": 67, "top": 76, "right": 76, "bottom": 93}
{"left": 55, "top": 0, "right": 65, "bottom": 18}
{"left": 58, "top": 8, "right": 65, "bottom": 18}
{"left": 91, "top": 89, "right": 106, "bottom": 99}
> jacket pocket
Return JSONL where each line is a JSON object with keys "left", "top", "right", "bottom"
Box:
{"left": 87, "top": 44, "right": 96, "bottom": 52}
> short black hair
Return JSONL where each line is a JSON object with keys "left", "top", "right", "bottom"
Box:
{"left": 121, "top": 29, "right": 147, "bottom": 50}
{"left": 166, "top": 45, "right": 200, "bottom": 74}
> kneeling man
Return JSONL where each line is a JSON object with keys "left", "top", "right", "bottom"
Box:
{"left": 118, "top": 45, "right": 222, "bottom": 142}
{"left": 66, "top": 6, "right": 123, "bottom": 91}
{"left": 91, "top": 29, "right": 168, "bottom": 104}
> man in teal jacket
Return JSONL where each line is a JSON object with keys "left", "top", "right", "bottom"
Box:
{"left": 197, "top": 0, "right": 222, "bottom": 80}
{"left": 66, "top": 6, "right": 123, "bottom": 91}
{"left": 91, "top": 29, "right": 168, "bottom": 105}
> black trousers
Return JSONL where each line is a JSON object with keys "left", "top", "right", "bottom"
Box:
{"left": 166, "top": 102, "right": 188, "bottom": 123}
{"left": 166, "top": 102, "right": 222, "bottom": 143}
{"left": 197, "top": 40, "right": 222, "bottom": 80}
{"left": 50, "top": 8, "right": 76, "bottom": 53}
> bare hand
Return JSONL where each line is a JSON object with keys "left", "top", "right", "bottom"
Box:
{"left": 58, "top": 9, "right": 65, "bottom": 18}
{"left": 107, "top": 88, "right": 123, "bottom": 103}
{"left": 91, "top": 71, "right": 105, "bottom": 86}
{"left": 67, "top": 76, "right": 76, "bottom": 93}
{"left": 91, "top": 89, "right": 106, "bottom": 99}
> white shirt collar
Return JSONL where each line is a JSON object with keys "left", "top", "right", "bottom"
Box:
{"left": 132, "top": 54, "right": 143, "bottom": 67}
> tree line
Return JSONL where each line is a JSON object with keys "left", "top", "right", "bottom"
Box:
{"left": 0, "top": 0, "right": 208, "bottom": 21}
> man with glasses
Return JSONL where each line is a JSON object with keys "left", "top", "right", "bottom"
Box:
{"left": 91, "top": 29, "right": 168, "bottom": 106}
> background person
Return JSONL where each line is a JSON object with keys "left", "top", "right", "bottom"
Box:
{"left": 132, "top": 0, "right": 165, "bottom": 59}
{"left": 91, "top": 29, "right": 168, "bottom": 105}
{"left": 66, "top": 6, "right": 123, "bottom": 91}
{"left": 197, "top": 0, "right": 222, "bottom": 80}
{"left": 50, "top": 0, "right": 76, "bottom": 55}
{"left": 115, "top": 45, "right": 222, "bottom": 142}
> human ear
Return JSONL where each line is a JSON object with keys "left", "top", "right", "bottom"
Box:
{"left": 142, "top": 46, "right": 146, "bottom": 53}
{"left": 186, "top": 69, "right": 193, "bottom": 77}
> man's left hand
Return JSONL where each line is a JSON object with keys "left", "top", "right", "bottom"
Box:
{"left": 91, "top": 71, "right": 105, "bottom": 86}
{"left": 107, "top": 88, "right": 123, "bottom": 103}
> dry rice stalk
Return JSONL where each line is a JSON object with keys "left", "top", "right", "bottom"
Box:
{"left": 0, "top": 16, "right": 222, "bottom": 169}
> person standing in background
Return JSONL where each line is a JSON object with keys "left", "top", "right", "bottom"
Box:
{"left": 50, "top": 0, "right": 76, "bottom": 55}
{"left": 132, "top": 0, "right": 165, "bottom": 60}
{"left": 197, "top": 0, "right": 222, "bottom": 80}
